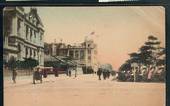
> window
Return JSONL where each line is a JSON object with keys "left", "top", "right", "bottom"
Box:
{"left": 17, "top": 18, "right": 21, "bottom": 35}
{"left": 26, "top": 25, "right": 28, "bottom": 40}
{"left": 34, "top": 50, "right": 36, "bottom": 57}
{"left": 18, "top": 44, "right": 21, "bottom": 51}
{"left": 80, "top": 50, "right": 85, "bottom": 60}
{"left": 8, "top": 37, "right": 15, "bottom": 44}
{"left": 30, "top": 49, "right": 32, "bottom": 57}
{"left": 75, "top": 51, "right": 79, "bottom": 59}
{"left": 34, "top": 31, "right": 36, "bottom": 38}
{"left": 40, "top": 34, "right": 42, "bottom": 41}
{"left": 30, "top": 29, "right": 32, "bottom": 41}
{"left": 25, "top": 47, "right": 28, "bottom": 57}
{"left": 69, "top": 51, "right": 74, "bottom": 58}
{"left": 88, "top": 49, "right": 91, "bottom": 54}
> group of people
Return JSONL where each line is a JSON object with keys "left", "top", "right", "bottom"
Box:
{"left": 11, "top": 66, "right": 112, "bottom": 84}
{"left": 97, "top": 68, "right": 111, "bottom": 80}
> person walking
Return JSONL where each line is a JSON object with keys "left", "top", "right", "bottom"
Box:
{"left": 106, "top": 70, "right": 111, "bottom": 79}
{"left": 68, "top": 68, "right": 72, "bottom": 77}
{"left": 12, "top": 68, "right": 17, "bottom": 83}
{"left": 103, "top": 69, "right": 107, "bottom": 80}
{"left": 97, "top": 68, "right": 102, "bottom": 80}
{"left": 75, "top": 67, "right": 77, "bottom": 78}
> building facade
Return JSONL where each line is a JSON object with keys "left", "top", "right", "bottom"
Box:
{"left": 44, "top": 39, "right": 98, "bottom": 69}
{"left": 3, "top": 7, "right": 44, "bottom": 66}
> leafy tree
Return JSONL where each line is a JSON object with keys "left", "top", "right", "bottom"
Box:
{"left": 23, "top": 58, "right": 39, "bottom": 75}
{"left": 119, "top": 59, "right": 132, "bottom": 72}
{"left": 118, "top": 35, "right": 165, "bottom": 82}
{"left": 118, "top": 59, "right": 132, "bottom": 81}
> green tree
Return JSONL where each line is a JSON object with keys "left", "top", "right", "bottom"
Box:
{"left": 139, "top": 35, "right": 164, "bottom": 81}
{"left": 23, "top": 58, "right": 39, "bottom": 75}
{"left": 119, "top": 59, "right": 132, "bottom": 72}
{"left": 118, "top": 59, "right": 132, "bottom": 81}
{"left": 118, "top": 35, "right": 165, "bottom": 82}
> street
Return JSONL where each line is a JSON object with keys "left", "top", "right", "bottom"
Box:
{"left": 4, "top": 74, "right": 165, "bottom": 106}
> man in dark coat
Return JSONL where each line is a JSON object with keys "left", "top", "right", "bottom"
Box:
{"left": 12, "top": 69, "right": 17, "bottom": 83}
{"left": 106, "top": 70, "right": 111, "bottom": 79}
{"left": 97, "top": 68, "right": 102, "bottom": 80}
{"left": 103, "top": 69, "right": 107, "bottom": 80}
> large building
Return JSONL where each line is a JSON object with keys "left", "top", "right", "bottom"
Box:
{"left": 3, "top": 7, "right": 44, "bottom": 66}
{"left": 44, "top": 38, "right": 98, "bottom": 69}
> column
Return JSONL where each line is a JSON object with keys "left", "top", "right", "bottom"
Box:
{"left": 85, "top": 48, "right": 88, "bottom": 66}
{"left": 21, "top": 20, "right": 24, "bottom": 39}
{"left": 79, "top": 50, "right": 81, "bottom": 60}
{"left": 41, "top": 49, "right": 44, "bottom": 66}
{"left": 21, "top": 44, "right": 25, "bottom": 60}
{"left": 67, "top": 49, "right": 70, "bottom": 56}
{"left": 12, "top": 16, "right": 17, "bottom": 36}
{"left": 27, "top": 48, "right": 30, "bottom": 58}
{"left": 73, "top": 49, "right": 76, "bottom": 59}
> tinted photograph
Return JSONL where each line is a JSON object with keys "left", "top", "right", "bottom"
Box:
{"left": 3, "top": 6, "right": 165, "bottom": 106}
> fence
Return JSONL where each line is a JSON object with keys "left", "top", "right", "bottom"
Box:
{"left": 3, "top": 68, "right": 34, "bottom": 77}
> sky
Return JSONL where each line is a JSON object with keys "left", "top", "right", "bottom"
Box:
{"left": 26, "top": 6, "right": 165, "bottom": 70}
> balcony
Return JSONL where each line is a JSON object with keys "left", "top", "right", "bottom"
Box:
{"left": 4, "top": 44, "right": 18, "bottom": 52}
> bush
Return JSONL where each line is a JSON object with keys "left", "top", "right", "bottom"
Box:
{"left": 117, "top": 72, "right": 127, "bottom": 81}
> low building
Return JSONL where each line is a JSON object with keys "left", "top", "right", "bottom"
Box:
{"left": 3, "top": 7, "right": 45, "bottom": 66}
{"left": 44, "top": 39, "right": 98, "bottom": 69}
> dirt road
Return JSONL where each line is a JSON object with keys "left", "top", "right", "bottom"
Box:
{"left": 4, "top": 74, "right": 165, "bottom": 106}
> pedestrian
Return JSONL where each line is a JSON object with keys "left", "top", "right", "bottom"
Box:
{"left": 54, "top": 68, "right": 58, "bottom": 77}
{"left": 103, "top": 69, "right": 107, "bottom": 80}
{"left": 97, "top": 68, "right": 102, "bottom": 80}
{"left": 66, "top": 65, "right": 69, "bottom": 76}
{"left": 74, "top": 67, "right": 77, "bottom": 78}
{"left": 12, "top": 68, "right": 17, "bottom": 83}
{"left": 69, "top": 68, "right": 72, "bottom": 77}
{"left": 106, "top": 70, "right": 110, "bottom": 79}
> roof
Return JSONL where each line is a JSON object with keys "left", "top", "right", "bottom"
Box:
{"left": 44, "top": 55, "right": 58, "bottom": 62}
{"left": 44, "top": 55, "right": 76, "bottom": 66}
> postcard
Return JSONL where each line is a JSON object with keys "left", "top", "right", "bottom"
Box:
{"left": 3, "top": 6, "right": 165, "bottom": 106}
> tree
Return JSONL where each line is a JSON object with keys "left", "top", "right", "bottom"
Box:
{"left": 139, "top": 35, "right": 164, "bottom": 81}
{"left": 118, "top": 35, "right": 165, "bottom": 82}
{"left": 23, "top": 58, "right": 39, "bottom": 75}
{"left": 118, "top": 59, "right": 133, "bottom": 81}
{"left": 119, "top": 59, "right": 132, "bottom": 72}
